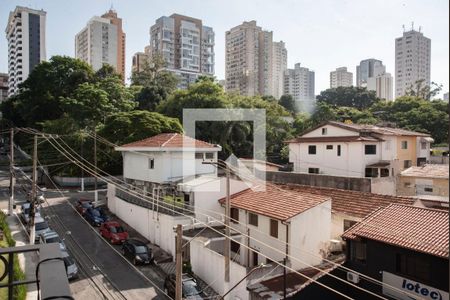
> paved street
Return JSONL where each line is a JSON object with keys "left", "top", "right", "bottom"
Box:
{"left": 0, "top": 167, "right": 166, "bottom": 300}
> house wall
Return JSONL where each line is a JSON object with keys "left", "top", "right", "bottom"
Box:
{"left": 107, "top": 184, "right": 192, "bottom": 256}
{"left": 191, "top": 240, "right": 248, "bottom": 300}
{"left": 289, "top": 201, "right": 331, "bottom": 270}
{"left": 416, "top": 138, "right": 431, "bottom": 160}
{"left": 331, "top": 212, "right": 362, "bottom": 240}
{"left": 396, "top": 136, "right": 417, "bottom": 170}
{"left": 301, "top": 125, "right": 359, "bottom": 138}
{"left": 371, "top": 177, "right": 396, "bottom": 195}
{"left": 397, "top": 176, "right": 449, "bottom": 197}
{"left": 122, "top": 150, "right": 217, "bottom": 183}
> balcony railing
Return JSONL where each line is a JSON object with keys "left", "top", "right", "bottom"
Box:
{"left": 0, "top": 243, "right": 72, "bottom": 300}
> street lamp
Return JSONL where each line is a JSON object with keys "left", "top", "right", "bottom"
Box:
{"left": 220, "top": 263, "right": 267, "bottom": 300}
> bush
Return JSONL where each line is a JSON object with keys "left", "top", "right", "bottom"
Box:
{"left": 0, "top": 212, "right": 27, "bottom": 300}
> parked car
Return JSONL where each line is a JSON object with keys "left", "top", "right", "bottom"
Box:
{"left": 100, "top": 221, "right": 128, "bottom": 244}
{"left": 39, "top": 230, "right": 66, "bottom": 251}
{"left": 33, "top": 216, "right": 51, "bottom": 242}
{"left": 62, "top": 251, "right": 78, "bottom": 280}
{"left": 163, "top": 273, "right": 206, "bottom": 299}
{"left": 20, "top": 202, "right": 41, "bottom": 224}
{"left": 75, "top": 198, "right": 92, "bottom": 215}
{"left": 84, "top": 207, "right": 108, "bottom": 226}
{"left": 121, "top": 239, "right": 153, "bottom": 265}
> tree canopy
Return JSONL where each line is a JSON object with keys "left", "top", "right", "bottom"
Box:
{"left": 316, "top": 86, "right": 379, "bottom": 110}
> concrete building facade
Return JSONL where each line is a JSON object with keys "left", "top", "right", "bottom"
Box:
{"left": 101, "top": 9, "right": 126, "bottom": 80}
{"left": 0, "top": 73, "right": 8, "bottom": 102}
{"left": 330, "top": 67, "right": 353, "bottom": 88}
{"left": 225, "top": 21, "right": 285, "bottom": 97}
{"left": 367, "top": 72, "right": 394, "bottom": 101}
{"left": 75, "top": 16, "right": 118, "bottom": 73}
{"left": 149, "top": 14, "right": 214, "bottom": 89}
{"left": 284, "top": 63, "right": 315, "bottom": 110}
{"left": 5, "top": 6, "right": 46, "bottom": 96}
{"left": 395, "top": 28, "right": 431, "bottom": 98}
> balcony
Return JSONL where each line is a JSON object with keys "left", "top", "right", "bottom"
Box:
{"left": 0, "top": 244, "right": 72, "bottom": 299}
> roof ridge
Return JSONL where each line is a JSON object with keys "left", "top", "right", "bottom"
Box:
{"left": 389, "top": 203, "right": 450, "bottom": 213}
{"left": 161, "top": 133, "right": 178, "bottom": 147}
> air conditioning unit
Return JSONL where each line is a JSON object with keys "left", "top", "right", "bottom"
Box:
{"left": 347, "top": 272, "right": 360, "bottom": 284}
{"left": 329, "top": 239, "right": 343, "bottom": 253}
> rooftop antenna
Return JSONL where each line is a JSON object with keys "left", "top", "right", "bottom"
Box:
{"left": 419, "top": 26, "right": 422, "bottom": 32}
{"left": 411, "top": 21, "right": 414, "bottom": 31}
{"left": 402, "top": 24, "right": 405, "bottom": 32}
{"left": 110, "top": 0, "right": 114, "bottom": 11}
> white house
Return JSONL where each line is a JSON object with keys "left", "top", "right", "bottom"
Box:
{"left": 287, "top": 121, "right": 433, "bottom": 178}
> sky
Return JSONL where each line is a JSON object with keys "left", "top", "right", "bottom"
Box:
{"left": 1, "top": 0, "right": 449, "bottom": 97}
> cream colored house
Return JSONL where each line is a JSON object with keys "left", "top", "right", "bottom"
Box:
{"left": 398, "top": 164, "right": 449, "bottom": 199}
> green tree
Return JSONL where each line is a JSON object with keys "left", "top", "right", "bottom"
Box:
{"left": 279, "top": 94, "right": 297, "bottom": 114}
{"left": 405, "top": 79, "right": 443, "bottom": 100}
{"left": 316, "top": 86, "right": 379, "bottom": 109}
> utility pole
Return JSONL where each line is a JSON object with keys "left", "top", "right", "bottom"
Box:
{"left": 224, "top": 166, "right": 230, "bottom": 282}
{"left": 175, "top": 224, "right": 182, "bottom": 300}
{"left": 8, "top": 128, "right": 14, "bottom": 216}
{"left": 29, "top": 135, "right": 38, "bottom": 244}
{"left": 80, "top": 134, "right": 84, "bottom": 192}
{"left": 93, "top": 130, "right": 97, "bottom": 203}
{"left": 283, "top": 257, "right": 287, "bottom": 299}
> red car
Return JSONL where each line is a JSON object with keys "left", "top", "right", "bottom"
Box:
{"left": 75, "top": 198, "right": 92, "bottom": 215}
{"left": 100, "top": 221, "right": 129, "bottom": 244}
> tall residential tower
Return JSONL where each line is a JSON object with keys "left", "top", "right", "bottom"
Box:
{"left": 356, "top": 59, "right": 384, "bottom": 87}
{"left": 330, "top": 67, "right": 353, "bottom": 88}
{"left": 395, "top": 27, "right": 431, "bottom": 98}
{"left": 5, "top": 6, "right": 46, "bottom": 96}
{"left": 149, "top": 14, "right": 214, "bottom": 89}
{"left": 284, "top": 63, "right": 315, "bottom": 107}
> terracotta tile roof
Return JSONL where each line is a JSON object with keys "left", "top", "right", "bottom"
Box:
{"left": 278, "top": 184, "right": 415, "bottom": 218}
{"left": 342, "top": 204, "right": 449, "bottom": 258}
{"left": 401, "top": 164, "right": 449, "bottom": 179}
{"left": 286, "top": 136, "right": 382, "bottom": 143}
{"left": 219, "top": 185, "right": 330, "bottom": 221}
{"left": 118, "top": 133, "right": 218, "bottom": 149}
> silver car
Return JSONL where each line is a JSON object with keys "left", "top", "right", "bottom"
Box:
{"left": 33, "top": 216, "right": 51, "bottom": 242}
{"left": 20, "top": 202, "right": 41, "bottom": 224}
{"left": 39, "top": 230, "right": 67, "bottom": 251}
{"left": 62, "top": 251, "right": 78, "bottom": 280}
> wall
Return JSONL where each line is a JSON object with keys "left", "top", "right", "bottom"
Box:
{"left": 396, "top": 136, "right": 417, "bottom": 170}
{"left": 397, "top": 176, "right": 449, "bottom": 197}
{"left": 301, "top": 125, "right": 359, "bottom": 138}
{"left": 264, "top": 170, "right": 372, "bottom": 192}
{"left": 371, "top": 177, "right": 396, "bottom": 195}
{"left": 289, "top": 201, "right": 331, "bottom": 270}
{"left": 429, "top": 155, "right": 449, "bottom": 165}
{"left": 107, "top": 184, "right": 192, "bottom": 256}
{"left": 331, "top": 212, "right": 362, "bottom": 240}
{"left": 191, "top": 240, "right": 248, "bottom": 300}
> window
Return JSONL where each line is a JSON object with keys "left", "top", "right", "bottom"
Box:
{"left": 404, "top": 182, "right": 412, "bottom": 188}
{"left": 195, "top": 152, "right": 204, "bottom": 159}
{"left": 326, "top": 145, "right": 333, "bottom": 150}
{"left": 421, "top": 142, "right": 427, "bottom": 150}
{"left": 396, "top": 253, "right": 431, "bottom": 283}
{"left": 365, "top": 168, "right": 378, "bottom": 178}
{"left": 404, "top": 160, "right": 412, "bottom": 168}
{"left": 364, "top": 145, "right": 376, "bottom": 155}
{"left": 148, "top": 158, "right": 154, "bottom": 169}
{"left": 401, "top": 141, "right": 408, "bottom": 149}
{"left": 308, "top": 168, "right": 319, "bottom": 174}
{"left": 230, "top": 208, "right": 239, "bottom": 223}
{"left": 343, "top": 220, "right": 358, "bottom": 231}
{"left": 205, "top": 152, "right": 214, "bottom": 159}
{"left": 270, "top": 219, "right": 278, "bottom": 238}
{"left": 424, "top": 187, "right": 433, "bottom": 192}
{"left": 249, "top": 213, "right": 258, "bottom": 226}
{"left": 380, "top": 168, "right": 389, "bottom": 177}
{"left": 385, "top": 140, "right": 391, "bottom": 150}
{"left": 322, "top": 128, "right": 327, "bottom": 135}
{"left": 231, "top": 240, "right": 240, "bottom": 254}
{"left": 308, "top": 145, "right": 316, "bottom": 154}
{"left": 351, "top": 240, "right": 367, "bottom": 263}
{"left": 337, "top": 145, "right": 341, "bottom": 156}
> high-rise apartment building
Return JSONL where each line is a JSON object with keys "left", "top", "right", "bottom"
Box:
{"left": 75, "top": 10, "right": 126, "bottom": 78}
{"left": 443, "top": 92, "right": 449, "bottom": 102}
{"left": 149, "top": 14, "right": 214, "bottom": 89}
{"left": 101, "top": 9, "right": 126, "bottom": 80}
{"left": 5, "top": 6, "right": 46, "bottom": 96}
{"left": 225, "top": 21, "right": 285, "bottom": 97}
{"left": 284, "top": 63, "right": 315, "bottom": 104}
{"left": 132, "top": 46, "right": 151, "bottom": 73}
{"left": 356, "top": 59, "right": 384, "bottom": 87}
{"left": 272, "top": 41, "right": 287, "bottom": 99}
{"left": 0, "top": 73, "right": 9, "bottom": 102}
{"left": 330, "top": 67, "right": 353, "bottom": 88}
{"left": 367, "top": 72, "right": 393, "bottom": 101}
{"left": 395, "top": 28, "right": 431, "bottom": 98}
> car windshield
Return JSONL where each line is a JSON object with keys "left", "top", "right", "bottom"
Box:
{"left": 63, "top": 256, "right": 75, "bottom": 266}
{"left": 36, "top": 222, "right": 48, "bottom": 231}
{"left": 110, "top": 226, "right": 124, "bottom": 233}
{"left": 183, "top": 280, "right": 201, "bottom": 296}
{"left": 46, "top": 236, "right": 60, "bottom": 243}
{"left": 91, "top": 209, "right": 101, "bottom": 217}
{"left": 135, "top": 245, "right": 147, "bottom": 254}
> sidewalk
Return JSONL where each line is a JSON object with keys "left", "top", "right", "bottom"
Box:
{"left": 2, "top": 210, "right": 39, "bottom": 300}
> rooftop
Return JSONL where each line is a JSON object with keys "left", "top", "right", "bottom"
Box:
{"left": 401, "top": 164, "right": 449, "bottom": 179}
{"left": 219, "top": 185, "right": 330, "bottom": 221}
{"left": 116, "top": 133, "right": 220, "bottom": 150}
{"left": 279, "top": 184, "right": 415, "bottom": 218}
{"left": 342, "top": 204, "right": 449, "bottom": 258}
